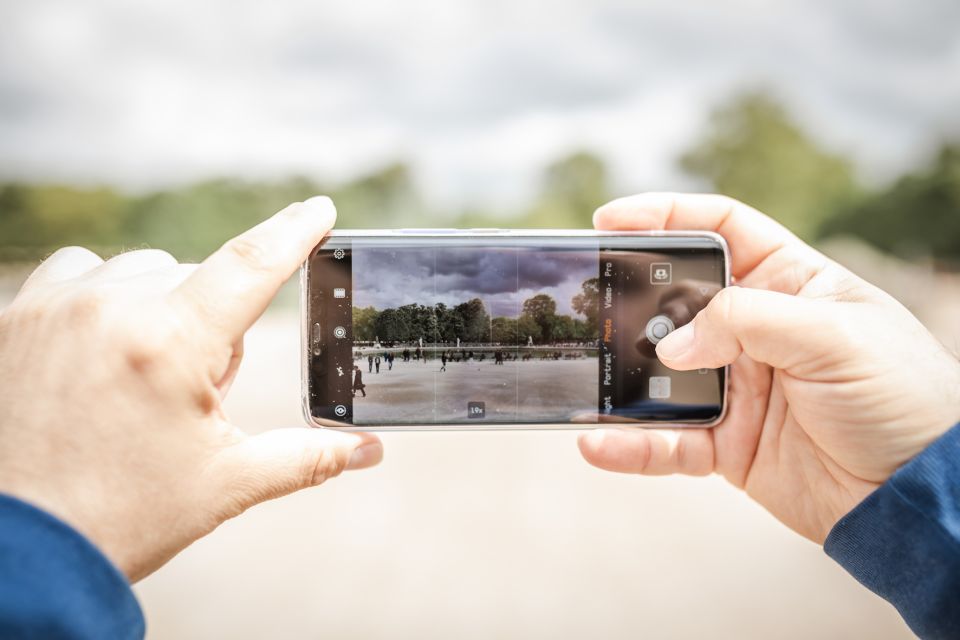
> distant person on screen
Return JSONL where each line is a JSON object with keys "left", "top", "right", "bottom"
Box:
{"left": 353, "top": 366, "right": 366, "bottom": 398}
{"left": 0, "top": 193, "right": 957, "bottom": 639}
{"left": 367, "top": 354, "right": 373, "bottom": 373}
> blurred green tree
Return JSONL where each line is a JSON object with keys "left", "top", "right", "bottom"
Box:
{"left": 679, "top": 92, "right": 861, "bottom": 239}
{"left": 122, "top": 178, "right": 305, "bottom": 261}
{"left": 0, "top": 163, "right": 419, "bottom": 262}
{"left": 819, "top": 144, "right": 960, "bottom": 263}
{"left": 0, "top": 184, "right": 127, "bottom": 259}
{"left": 525, "top": 151, "right": 609, "bottom": 227}
{"left": 329, "top": 162, "right": 419, "bottom": 228}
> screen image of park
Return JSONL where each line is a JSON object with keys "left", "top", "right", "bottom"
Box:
{"left": 348, "top": 243, "right": 600, "bottom": 424}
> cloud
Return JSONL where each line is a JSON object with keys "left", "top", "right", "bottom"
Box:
{"left": 352, "top": 244, "right": 596, "bottom": 316}
{"left": 0, "top": 0, "right": 957, "bottom": 206}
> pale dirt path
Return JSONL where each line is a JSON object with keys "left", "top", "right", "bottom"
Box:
{"left": 134, "top": 311, "right": 913, "bottom": 640}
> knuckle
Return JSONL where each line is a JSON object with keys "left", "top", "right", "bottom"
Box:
{"left": 675, "top": 436, "right": 711, "bottom": 476}
{"left": 674, "top": 435, "right": 689, "bottom": 471}
{"left": 6, "top": 295, "right": 46, "bottom": 327}
{"left": 715, "top": 194, "right": 742, "bottom": 211}
{"left": 45, "top": 245, "right": 99, "bottom": 263}
{"left": 125, "top": 248, "right": 178, "bottom": 265}
{"left": 711, "top": 194, "right": 749, "bottom": 221}
{"left": 304, "top": 448, "right": 346, "bottom": 487}
{"left": 223, "top": 234, "right": 275, "bottom": 273}
{"left": 707, "top": 286, "right": 744, "bottom": 326}
{"left": 114, "top": 309, "right": 181, "bottom": 374}
{"left": 63, "top": 287, "right": 110, "bottom": 323}
{"left": 633, "top": 436, "right": 654, "bottom": 474}
{"left": 779, "top": 246, "right": 823, "bottom": 293}
{"left": 121, "top": 330, "right": 172, "bottom": 374}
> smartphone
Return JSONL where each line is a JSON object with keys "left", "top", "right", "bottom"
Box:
{"left": 301, "top": 229, "right": 729, "bottom": 430}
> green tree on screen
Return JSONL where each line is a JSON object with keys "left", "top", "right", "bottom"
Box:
{"left": 435, "top": 303, "right": 463, "bottom": 343}
{"left": 352, "top": 306, "right": 380, "bottom": 342}
{"left": 491, "top": 316, "right": 519, "bottom": 344}
{"left": 521, "top": 294, "right": 558, "bottom": 343}
{"left": 454, "top": 298, "right": 491, "bottom": 343}
{"left": 518, "top": 315, "right": 541, "bottom": 343}
{"left": 571, "top": 277, "right": 600, "bottom": 333}
{"left": 373, "top": 308, "right": 411, "bottom": 342}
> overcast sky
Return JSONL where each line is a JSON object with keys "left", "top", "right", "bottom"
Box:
{"left": 352, "top": 246, "right": 596, "bottom": 317}
{"left": 1, "top": 0, "right": 958, "bottom": 211}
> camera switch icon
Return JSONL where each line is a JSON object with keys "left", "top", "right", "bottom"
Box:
{"left": 650, "top": 263, "right": 672, "bottom": 285}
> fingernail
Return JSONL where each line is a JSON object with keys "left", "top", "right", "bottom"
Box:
{"left": 656, "top": 322, "right": 695, "bottom": 360}
{"left": 346, "top": 442, "right": 383, "bottom": 470}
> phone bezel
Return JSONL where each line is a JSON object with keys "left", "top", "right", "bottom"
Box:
{"left": 300, "top": 229, "right": 731, "bottom": 431}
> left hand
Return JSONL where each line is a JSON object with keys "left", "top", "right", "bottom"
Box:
{"left": 0, "top": 196, "right": 382, "bottom": 581}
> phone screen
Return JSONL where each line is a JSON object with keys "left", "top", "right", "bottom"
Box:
{"left": 305, "top": 233, "right": 726, "bottom": 427}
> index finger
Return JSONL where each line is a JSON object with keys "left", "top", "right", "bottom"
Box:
{"left": 170, "top": 196, "right": 336, "bottom": 341}
{"left": 593, "top": 192, "right": 803, "bottom": 278}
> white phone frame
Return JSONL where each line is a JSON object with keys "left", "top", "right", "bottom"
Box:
{"left": 300, "top": 229, "right": 731, "bottom": 431}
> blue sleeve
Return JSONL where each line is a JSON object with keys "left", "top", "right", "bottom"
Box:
{"left": 0, "top": 494, "right": 144, "bottom": 639}
{"left": 825, "top": 423, "right": 960, "bottom": 640}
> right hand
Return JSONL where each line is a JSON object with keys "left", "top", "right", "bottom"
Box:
{"left": 578, "top": 193, "right": 960, "bottom": 543}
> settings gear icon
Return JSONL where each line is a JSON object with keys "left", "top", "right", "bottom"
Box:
{"left": 333, "top": 248, "right": 345, "bottom": 259}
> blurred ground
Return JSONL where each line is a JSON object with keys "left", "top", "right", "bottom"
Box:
{"left": 136, "top": 310, "right": 915, "bottom": 640}
{"left": 3, "top": 239, "right": 957, "bottom": 639}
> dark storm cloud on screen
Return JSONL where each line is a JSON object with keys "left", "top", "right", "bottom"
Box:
{"left": 352, "top": 246, "right": 597, "bottom": 317}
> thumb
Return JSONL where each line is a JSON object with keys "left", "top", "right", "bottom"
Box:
{"left": 211, "top": 428, "right": 383, "bottom": 515}
{"left": 655, "top": 286, "right": 834, "bottom": 372}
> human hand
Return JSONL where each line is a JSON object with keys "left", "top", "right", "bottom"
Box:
{"left": 578, "top": 193, "right": 960, "bottom": 542}
{"left": 0, "top": 196, "right": 382, "bottom": 581}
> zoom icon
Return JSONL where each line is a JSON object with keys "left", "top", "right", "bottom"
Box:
{"left": 333, "top": 326, "right": 347, "bottom": 339}
{"left": 334, "top": 404, "right": 347, "bottom": 417}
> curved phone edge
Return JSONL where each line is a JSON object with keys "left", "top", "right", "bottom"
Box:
{"left": 301, "top": 229, "right": 732, "bottom": 431}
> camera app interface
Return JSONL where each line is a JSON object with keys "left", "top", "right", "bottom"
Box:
{"left": 307, "top": 236, "right": 725, "bottom": 426}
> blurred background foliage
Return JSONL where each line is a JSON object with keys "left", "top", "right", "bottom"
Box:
{"left": 1, "top": 91, "right": 958, "bottom": 266}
